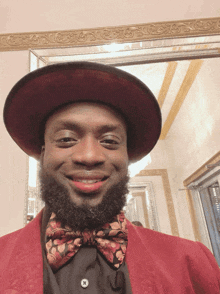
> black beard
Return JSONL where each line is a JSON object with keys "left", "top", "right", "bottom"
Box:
{"left": 39, "top": 168, "right": 129, "bottom": 231}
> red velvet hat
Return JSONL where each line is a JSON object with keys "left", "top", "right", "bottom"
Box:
{"left": 3, "top": 62, "right": 161, "bottom": 163}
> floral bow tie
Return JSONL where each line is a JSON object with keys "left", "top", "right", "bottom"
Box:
{"left": 45, "top": 211, "right": 128, "bottom": 271}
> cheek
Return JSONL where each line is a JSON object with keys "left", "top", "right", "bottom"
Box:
{"left": 111, "top": 149, "right": 129, "bottom": 172}
{"left": 42, "top": 145, "right": 66, "bottom": 170}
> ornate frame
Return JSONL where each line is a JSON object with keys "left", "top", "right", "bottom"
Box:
{"left": 1, "top": 17, "right": 220, "bottom": 52}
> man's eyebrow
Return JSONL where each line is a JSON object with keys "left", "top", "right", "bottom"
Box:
{"left": 97, "top": 124, "right": 126, "bottom": 134}
{"left": 51, "top": 121, "right": 80, "bottom": 132}
{"left": 51, "top": 121, "right": 126, "bottom": 134}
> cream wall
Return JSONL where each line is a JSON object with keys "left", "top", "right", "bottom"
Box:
{"left": 148, "top": 58, "right": 220, "bottom": 240}
{"left": 1, "top": 0, "right": 220, "bottom": 34}
{"left": 166, "top": 58, "right": 220, "bottom": 240}
{"left": 1, "top": 0, "right": 220, "bottom": 236}
{"left": 0, "top": 51, "right": 29, "bottom": 236}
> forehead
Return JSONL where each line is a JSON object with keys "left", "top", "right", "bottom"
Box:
{"left": 45, "top": 102, "right": 127, "bottom": 132}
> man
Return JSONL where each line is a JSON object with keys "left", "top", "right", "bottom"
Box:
{"left": 1, "top": 62, "right": 220, "bottom": 293}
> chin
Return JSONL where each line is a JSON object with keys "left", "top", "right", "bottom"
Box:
{"left": 69, "top": 194, "right": 104, "bottom": 208}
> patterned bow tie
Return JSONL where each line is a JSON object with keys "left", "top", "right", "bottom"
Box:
{"left": 45, "top": 211, "right": 128, "bottom": 271}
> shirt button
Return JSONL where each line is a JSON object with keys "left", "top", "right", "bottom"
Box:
{"left": 81, "top": 278, "right": 89, "bottom": 288}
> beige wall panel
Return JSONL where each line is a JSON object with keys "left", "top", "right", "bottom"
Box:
{"left": 0, "top": 51, "right": 29, "bottom": 236}
{"left": 166, "top": 58, "right": 220, "bottom": 181}
{"left": 1, "top": 0, "right": 220, "bottom": 34}
{"left": 146, "top": 144, "right": 191, "bottom": 240}
{"left": 147, "top": 175, "right": 172, "bottom": 235}
{"left": 150, "top": 58, "right": 220, "bottom": 241}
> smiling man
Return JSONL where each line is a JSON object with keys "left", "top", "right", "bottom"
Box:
{"left": 41, "top": 102, "right": 129, "bottom": 231}
{"left": 1, "top": 62, "right": 220, "bottom": 293}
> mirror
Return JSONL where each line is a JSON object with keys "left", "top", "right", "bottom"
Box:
{"left": 2, "top": 17, "right": 220, "bottom": 243}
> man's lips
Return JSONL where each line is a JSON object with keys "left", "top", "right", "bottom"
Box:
{"left": 72, "top": 180, "right": 104, "bottom": 193}
{"left": 66, "top": 173, "right": 108, "bottom": 193}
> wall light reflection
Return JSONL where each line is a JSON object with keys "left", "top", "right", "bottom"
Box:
{"left": 28, "top": 157, "right": 37, "bottom": 188}
{"left": 129, "top": 154, "right": 152, "bottom": 178}
{"left": 103, "top": 42, "right": 132, "bottom": 52}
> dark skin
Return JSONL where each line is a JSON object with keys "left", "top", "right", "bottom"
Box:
{"left": 41, "top": 102, "right": 129, "bottom": 211}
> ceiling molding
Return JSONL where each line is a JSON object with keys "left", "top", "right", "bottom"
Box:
{"left": 1, "top": 17, "right": 220, "bottom": 52}
{"left": 160, "top": 59, "right": 204, "bottom": 140}
{"left": 157, "top": 61, "right": 177, "bottom": 108}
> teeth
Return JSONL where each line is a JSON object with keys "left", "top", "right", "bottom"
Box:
{"left": 76, "top": 179, "right": 100, "bottom": 184}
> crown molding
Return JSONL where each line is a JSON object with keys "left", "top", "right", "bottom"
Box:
{"left": 1, "top": 17, "right": 220, "bottom": 52}
{"left": 160, "top": 59, "right": 204, "bottom": 140}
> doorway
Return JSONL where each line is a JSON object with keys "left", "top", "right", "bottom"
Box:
{"left": 199, "top": 174, "right": 220, "bottom": 265}
{"left": 186, "top": 161, "right": 220, "bottom": 266}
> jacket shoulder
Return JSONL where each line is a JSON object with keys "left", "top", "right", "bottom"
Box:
{"left": 127, "top": 220, "right": 220, "bottom": 289}
{"left": 128, "top": 219, "right": 200, "bottom": 247}
{"left": 127, "top": 221, "right": 220, "bottom": 293}
{"left": 0, "top": 210, "right": 43, "bottom": 257}
{"left": 0, "top": 228, "right": 23, "bottom": 251}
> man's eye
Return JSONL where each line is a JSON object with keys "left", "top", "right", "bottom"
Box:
{"left": 60, "top": 137, "right": 75, "bottom": 142}
{"left": 56, "top": 137, "right": 77, "bottom": 147}
{"left": 101, "top": 138, "right": 120, "bottom": 149}
{"left": 102, "top": 139, "right": 118, "bottom": 144}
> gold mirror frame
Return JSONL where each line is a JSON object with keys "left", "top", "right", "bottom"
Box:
{"left": 1, "top": 17, "right": 220, "bottom": 52}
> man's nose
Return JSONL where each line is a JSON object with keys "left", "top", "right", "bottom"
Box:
{"left": 72, "top": 136, "right": 106, "bottom": 167}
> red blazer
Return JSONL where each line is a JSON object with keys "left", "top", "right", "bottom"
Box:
{"left": 0, "top": 210, "right": 220, "bottom": 293}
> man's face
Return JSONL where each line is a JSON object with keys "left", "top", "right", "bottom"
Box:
{"left": 41, "top": 102, "right": 129, "bottom": 209}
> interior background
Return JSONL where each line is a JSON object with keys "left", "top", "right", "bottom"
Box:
{"left": 1, "top": 0, "right": 220, "bottom": 240}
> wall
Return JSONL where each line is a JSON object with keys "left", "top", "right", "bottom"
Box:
{"left": 147, "top": 58, "right": 220, "bottom": 240}
{"left": 0, "top": 51, "right": 29, "bottom": 235}
{"left": 1, "top": 0, "right": 220, "bottom": 34}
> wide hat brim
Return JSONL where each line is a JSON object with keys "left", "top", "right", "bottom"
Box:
{"left": 3, "top": 62, "right": 161, "bottom": 163}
